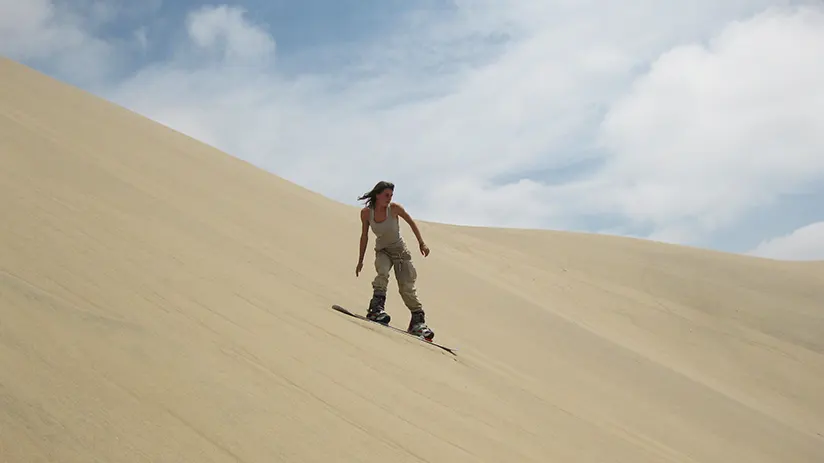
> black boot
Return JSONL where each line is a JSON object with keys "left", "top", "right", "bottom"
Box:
{"left": 366, "top": 292, "right": 390, "bottom": 324}
{"left": 407, "top": 310, "right": 434, "bottom": 340}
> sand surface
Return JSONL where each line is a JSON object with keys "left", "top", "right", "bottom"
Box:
{"left": 1, "top": 57, "right": 823, "bottom": 462}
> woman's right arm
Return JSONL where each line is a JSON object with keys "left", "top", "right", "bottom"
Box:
{"left": 357, "top": 208, "right": 369, "bottom": 268}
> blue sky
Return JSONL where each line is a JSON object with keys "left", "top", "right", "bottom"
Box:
{"left": 3, "top": 0, "right": 824, "bottom": 260}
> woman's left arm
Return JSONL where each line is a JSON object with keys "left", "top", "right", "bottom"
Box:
{"left": 394, "top": 203, "right": 430, "bottom": 256}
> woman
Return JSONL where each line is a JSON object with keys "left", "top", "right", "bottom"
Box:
{"left": 355, "top": 181, "right": 434, "bottom": 340}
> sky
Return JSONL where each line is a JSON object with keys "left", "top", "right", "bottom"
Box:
{"left": 3, "top": 0, "right": 824, "bottom": 261}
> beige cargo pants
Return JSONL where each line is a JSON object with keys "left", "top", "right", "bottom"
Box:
{"left": 372, "top": 240, "right": 423, "bottom": 312}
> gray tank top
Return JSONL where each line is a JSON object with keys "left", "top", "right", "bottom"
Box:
{"left": 369, "top": 204, "right": 403, "bottom": 249}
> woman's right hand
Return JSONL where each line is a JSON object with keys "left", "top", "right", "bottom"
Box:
{"left": 355, "top": 261, "right": 364, "bottom": 276}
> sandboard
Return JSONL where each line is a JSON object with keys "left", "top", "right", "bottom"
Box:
{"left": 331, "top": 304, "right": 457, "bottom": 355}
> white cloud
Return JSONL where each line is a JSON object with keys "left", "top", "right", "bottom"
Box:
{"left": 0, "top": 0, "right": 113, "bottom": 81}
{"left": 4, "top": 1, "right": 824, "bottom": 256}
{"left": 748, "top": 222, "right": 824, "bottom": 260}
{"left": 134, "top": 26, "right": 148, "bottom": 52}
{"left": 185, "top": 5, "right": 276, "bottom": 63}
{"left": 0, "top": 0, "right": 164, "bottom": 83}
{"left": 589, "top": 5, "right": 824, "bottom": 243}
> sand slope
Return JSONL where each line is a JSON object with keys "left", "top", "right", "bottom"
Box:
{"left": 1, "top": 58, "right": 823, "bottom": 463}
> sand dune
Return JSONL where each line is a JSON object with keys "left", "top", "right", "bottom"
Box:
{"left": 1, "top": 57, "right": 823, "bottom": 462}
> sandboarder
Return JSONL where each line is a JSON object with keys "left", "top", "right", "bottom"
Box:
{"left": 355, "top": 181, "right": 434, "bottom": 340}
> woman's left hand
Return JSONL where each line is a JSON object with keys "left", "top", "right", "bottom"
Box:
{"left": 419, "top": 242, "right": 430, "bottom": 257}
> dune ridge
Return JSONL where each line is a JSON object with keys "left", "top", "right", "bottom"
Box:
{"left": 1, "top": 58, "right": 823, "bottom": 462}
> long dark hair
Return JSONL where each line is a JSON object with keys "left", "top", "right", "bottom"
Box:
{"left": 358, "top": 181, "right": 394, "bottom": 209}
